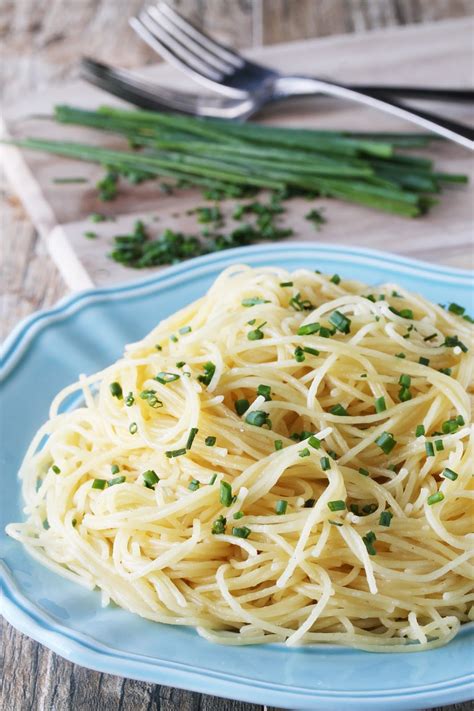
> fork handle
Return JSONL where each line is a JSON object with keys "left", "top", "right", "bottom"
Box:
{"left": 347, "top": 86, "right": 474, "bottom": 103}
{"left": 274, "top": 76, "right": 474, "bottom": 149}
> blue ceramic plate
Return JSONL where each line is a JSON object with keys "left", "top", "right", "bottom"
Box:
{"left": 1, "top": 244, "right": 473, "bottom": 710}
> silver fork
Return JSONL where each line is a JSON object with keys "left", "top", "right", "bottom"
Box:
{"left": 130, "top": 1, "right": 473, "bottom": 149}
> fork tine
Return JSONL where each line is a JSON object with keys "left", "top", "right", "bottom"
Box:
{"left": 148, "top": 4, "right": 238, "bottom": 76}
{"left": 131, "top": 15, "right": 223, "bottom": 83}
{"left": 156, "top": 1, "right": 244, "bottom": 69}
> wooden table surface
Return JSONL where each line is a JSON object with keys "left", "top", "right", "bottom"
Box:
{"left": 2, "top": 2, "right": 473, "bottom": 710}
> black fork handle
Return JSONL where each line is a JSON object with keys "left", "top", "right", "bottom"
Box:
{"left": 348, "top": 85, "right": 474, "bottom": 103}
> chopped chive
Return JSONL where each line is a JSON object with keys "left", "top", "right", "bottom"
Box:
{"left": 424, "top": 333, "right": 438, "bottom": 342}
{"left": 179, "top": 325, "right": 192, "bottom": 335}
{"left": 399, "top": 387, "right": 412, "bottom": 402}
{"left": 439, "top": 367, "right": 452, "bottom": 376}
{"left": 257, "top": 384, "right": 272, "bottom": 401}
{"left": 442, "top": 335, "right": 467, "bottom": 353}
{"left": 435, "top": 439, "right": 444, "bottom": 451}
{"left": 129, "top": 422, "right": 138, "bottom": 435}
{"left": 442, "top": 418, "right": 460, "bottom": 434}
{"left": 139, "top": 390, "right": 163, "bottom": 409}
{"left": 186, "top": 427, "right": 199, "bottom": 450}
{"left": 399, "top": 374, "right": 411, "bottom": 387}
{"left": 448, "top": 302, "right": 465, "bottom": 315}
{"left": 155, "top": 371, "right": 180, "bottom": 384}
{"left": 143, "top": 470, "right": 159, "bottom": 488}
{"left": 330, "top": 403, "right": 348, "bottom": 417}
{"left": 362, "top": 531, "right": 377, "bottom": 555}
{"left": 415, "top": 424, "right": 425, "bottom": 437}
{"left": 330, "top": 274, "right": 341, "bottom": 285}
{"left": 328, "top": 450, "right": 338, "bottom": 460}
{"left": 188, "top": 478, "right": 200, "bottom": 491}
{"left": 245, "top": 410, "right": 270, "bottom": 427}
{"left": 247, "top": 319, "right": 256, "bottom": 325}
{"left": 233, "top": 511, "right": 244, "bottom": 519}
{"left": 92, "top": 478, "right": 107, "bottom": 490}
{"left": 362, "top": 503, "right": 377, "bottom": 515}
{"left": 155, "top": 344, "right": 162, "bottom": 351}
{"left": 248, "top": 327, "right": 264, "bottom": 340}
{"left": 399, "top": 308, "right": 413, "bottom": 319}
{"left": 375, "top": 431, "right": 396, "bottom": 454}
{"left": 242, "top": 297, "right": 269, "bottom": 307}
{"left": 320, "top": 456, "right": 330, "bottom": 471}
{"left": 375, "top": 397, "right": 386, "bottom": 413}
{"left": 83, "top": 230, "right": 97, "bottom": 239}
{"left": 198, "top": 361, "right": 216, "bottom": 386}
{"left": 299, "top": 448, "right": 310, "bottom": 457}
{"left": 308, "top": 435, "right": 321, "bottom": 449}
{"left": 328, "top": 519, "right": 343, "bottom": 526}
{"left": 109, "top": 476, "right": 126, "bottom": 486}
{"left": 327, "top": 500, "right": 346, "bottom": 512}
{"left": 457, "top": 415, "right": 465, "bottom": 426}
{"left": 297, "top": 322, "right": 320, "bottom": 336}
{"left": 318, "top": 327, "right": 333, "bottom": 338}
{"left": 425, "top": 441, "right": 435, "bottom": 457}
{"left": 280, "top": 281, "right": 293, "bottom": 287}
{"left": 304, "top": 498, "right": 316, "bottom": 508}
{"left": 212, "top": 515, "right": 226, "bottom": 534}
{"left": 176, "top": 361, "right": 186, "bottom": 368}
{"left": 51, "top": 464, "right": 61, "bottom": 474}
{"left": 220, "top": 481, "right": 233, "bottom": 506}
{"left": 463, "top": 314, "right": 474, "bottom": 323}
{"left": 303, "top": 346, "right": 320, "bottom": 356}
{"left": 209, "top": 473, "right": 217, "bottom": 485}
{"left": 170, "top": 334, "right": 178, "bottom": 343}
{"left": 358, "top": 467, "right": 369, "bottom": 476}
{"left": 110, "top": 381, "right": 123, "bottom": 399}
{"left": 275, "top": 500, "right": 288, "bottom": 515}
{"left": 165, "top": 447, "right": 187, "bottom": 458}
{"left": 205, "top": 436, "right": 216, "bottom": 447}
{"left": 329, "top": 310, "right": 351, "bottom": 334}
{"left": 274, "top": 439, "right": 283, "bottom": 451}
{"left": 419, "top": 357, "right": 430, "bottom": 366}
{"left": 232, "top": 526, "right": 251, "bottom": 539}
{"left": 289, "top": 292, "right": 314, "bottom": 311}
{"left": 125, "top": 392, "right": 135, "bottom": 407}
{"left": 395, "top": 352, "right": 406, "bottom": 359}
{"left": 379, "top": 510, "right": 393, "bottom": 527}
{"left": 442, "top": 468, "right": 458, "bottom": 481}
{"left": 427, "top": 491, "right": 444, "bottom": 505}
{"left": 111, "top": 464, "right": 120, "bottom": 475}
{"left": 294, "top": 346, "right": 305, "bottom": 362}
{"left": 72, "top": 518, "right": 77, "bottom": 527}
{"left": 235, "top": 399, "right": 250, "bottom": 415}
{"left": 350, "top": 504, "right": 360, "bottom": 515}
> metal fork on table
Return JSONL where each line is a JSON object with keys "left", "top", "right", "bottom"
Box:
{"left": 125, "top": 1, "right": 473, "bottom": 148}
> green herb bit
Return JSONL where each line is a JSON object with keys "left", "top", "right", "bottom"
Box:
{"left": 457, "top": 415, "right": 465, "bottom": 426}
{"left": 330, "top": 403, "right": 348, "bottom": 416}
{"left": 245, "top": 410, "right": 270, "bottom": 427}
{"left": 209, "top": 473, "right": 217, "bottom": 485}
{"left": 395, "top": 352, "right": 406, "bottom": 359}
{"left": 155, "top": 345, "right": 162, "bottom": 351}
{"left": 257, "top": 384, "right": 272, "bottom": 401}
{"left": 329, "top": 310, "right": 351, "bottom": 334}
{"left": 419, "top": 357, "right": 430, "bottom": 366}
{"left": 165, "top": 448, "right": 187, "bottom": 458}
{"left": 302, "top": 347, "right": 319, "bottom": 357}
{"left": 399, "top": 387, "right": 412, "bottom": 402}
{"left": 391, "top": 291, "right": 402, "bottom": 298}
{"left": 318, "top": 326, "right": 333, "bottom": 338}
{"left": 399, "top": 374, "right": 411, "bottom": 387}
{"left": 297, "top": 323, "right": 320, "bottom": 336}
{"left": 308, "top": 436, "right": 321, "bottom": 449}
{"left": 51, "top": 464, "right": 61, "bottom": 474}
{"left": 304, "top": 498, "right": 316, "bottom": 508}
{"left": 289, "top": 293, "right": 313, "bottom": 311}
{"left": 233, "top": 511, "right": 244, "bottom": 519}
{"left": 415, "top": 424, "right": 425, "bottom": 437}
{"left": 320, "top": 456, "right": 331, "bottom": 471}
{"left": 427, "top": 491, "right": 444, "bottom": 505}
{"left": 425, "top": 442, "right": 435, "bottom": 457}
{"left": 186, "top": 427, "right": 199, "bottom": 450}
{"left": 90, "top": 212, "right": 108, "bottom": 223}
{"left": 84, "top": 231, "right": 97, "bottom": 239}
{"left": 362, "top": 503, "right": 377, "bottom": 515}
{"left": 442, "top": 468, "right": 458, "bottom": 481}
{"left": 299, "top": 448, "right": 310, "bottom": 458}
{"left": 435, "top": 439, "right": 444, "bottom": 451}
{"left": 139, "top": 390, "right": 163, "bottom": 409}
{"left": 305, "top": 208, "right": 326, "bottom": 229}
{"left": 358, "top": 467, "right": 369, "bottom": 476}
{"left": 448, "top": 302, "right": 465, "bottom": 315}
{"left": 170, "top": 334, "right": 178, "bottom": 343}
{"left": 92, "top": 478, "right": 107, "bottom": 490}
{"left": 179, "top": 325, "right": 192, "bottom": 335}
{"left": 212, "top": 515, "right": 227, "bottom": 534}
{"left": 443, "top": 335, "right": 468, "bottom": 352}
{"left": 399, "top": 309, "right": 413, "bottom": 319}
{"left": 129, "top": 422, "right": 138, "bottom": 435}
{"left": 375, "top": 396, "right": 387, "bottom": 413}
{"left": 463, "top": 314, "right": 474, "bottom": 323}
{"left": 198, "top": 362, "right": 216, "bottom": 386}
{"left": 110, "top": 382, "right": 123, "bottom": 399}
{"left": 109, "top": 476, "right": 126, "bottom": 487}
{"left": 439, "top": 367, "right": 452, "bottom": 376}
{"left": 143, "top": 470, "right": 159, "bottom": 488}
{"left": 328, "top": 500, "right": 346, "bottom": 512}
{"left": 196, "top": 206, "right": 223, "bottom": 224}
{"left": 275, "top": 500, "right": 288, "bottom": 515}
{"left": 274, "top": 439, "right": 283, "bottom": 451}
{"left": 53, "top": 176, "right": 88, "bottom": 184}
{"left": 232, "top": 526, "right": 251, "bottom": 539}
{"left": 235, "top": 399, "right": 250, "bottom": 416}
{"left": 330, "top": 274, "right": 341, "bottom": 285}
{"left": 280, "top": 281, "right": 293, "bottom": 287}
{"left": 156, "top": 372, "right": 180, "bottom": 384}
{"left": 111, "top": 464, "right": 120, "bottom": 475}
{"left": 220, "top": 481, "right": 233, "bottom": 507}
{"left": 205, "top": 436, "right": 216, "bottom": 447}
{"left": 242, "top": 297, "right": 269, "bottom": 307}
{"left": 248, "top": 325, "right": 265, "bottom": 340}
{"left": 375, "top": 432, "right": 397, "bottom": 454}
{"left": 379, "top": 510, "right": 393, "bottom": 527}
{"left": 423, "top": 333, "right": 438, "bottom": 342}
{"left": 294, "top": 346, "right": 305, "bottom": 363}
{"left": 188, "top": 478, "right": 200, "bottom": 491}
{"left": 362, "top": 531, "right": 377, "bottom": 556}
{"left": 442, "top": 418, "right": 460, "bottom": 434}
{"left": 124, "top": 392, "right": 135, "bottom": 407}
{"left": 72, "top": 518, "right": 77, "bottom": 527}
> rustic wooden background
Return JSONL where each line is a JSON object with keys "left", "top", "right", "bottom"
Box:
{"left": 1, "top": 1, "right": 473, "bottom": 710}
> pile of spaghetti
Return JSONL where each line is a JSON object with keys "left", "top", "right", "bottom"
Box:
{"left": 7, "top": 266, "right": 473, "bottom": 650}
